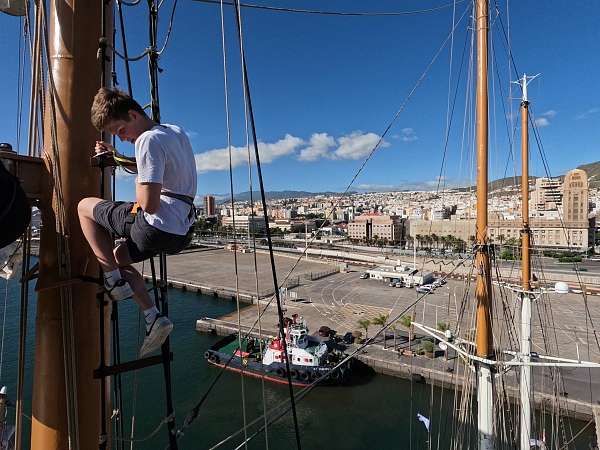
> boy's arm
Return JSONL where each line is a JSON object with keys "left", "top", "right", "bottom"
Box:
{"left": 136, "top": 182, "right": 162, "bottom": 214}
{"left": 95, "top": 141, "right": 138, "bottom": 173}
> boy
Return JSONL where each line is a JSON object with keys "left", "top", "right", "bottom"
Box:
{"left": 78, "top": 87, "right": 197, "bottom": 357}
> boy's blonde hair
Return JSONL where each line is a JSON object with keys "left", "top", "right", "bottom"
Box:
{"left": 91, "top": 87, "right": 146, "bottom": 131}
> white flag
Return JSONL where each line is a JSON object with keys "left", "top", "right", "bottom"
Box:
{"left": 417, "top": 413, "right": 430, "bottom": 431}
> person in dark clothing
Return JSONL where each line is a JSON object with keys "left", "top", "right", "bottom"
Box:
{"left": 0, "top": 143, "right": 30, "bottom": 249}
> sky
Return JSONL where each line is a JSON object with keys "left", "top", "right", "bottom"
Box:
{"left": 1, "top": 0, "right": 599, "bottom": 202}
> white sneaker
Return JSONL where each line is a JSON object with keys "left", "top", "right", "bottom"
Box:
{"left": 139, "top": 316, "right": 173, "bottom": 357}
{"left": 104, "top": 278, "right": 134, "bottom": 301}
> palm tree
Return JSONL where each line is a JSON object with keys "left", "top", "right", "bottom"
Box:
{"left": 358, "top": 319, "right": 371, "bottom": 340}
{"left": 415, "top": 234, "right": 423, "bottom": 249}
{"left": 390, "top": 322, "right": 398, "bottom": 351}
{"left": 498, "top": 234, "right": 505, "bottom": 249}
{"left": 407, "top": 236, "right": 414, "bottom": 250}
{"left": 371, "top": 314, "right": 389, "bottom": 349}
{"left": 431, "top": 233, "right": 439, "bottom": 249}
{"left": 456, "top": 238, "right": 466, "bottom": 253}
{"left": 468, "top": 235, "right": 476, "bottom": 249}
{"left": 440, "top": 235, "right": 448, "bottom": 250}
{"left": 425, "top": 235, "right": 433, "bottom": 251}
{"left": 400, "top": 315, "right": 413, "bottom": 354}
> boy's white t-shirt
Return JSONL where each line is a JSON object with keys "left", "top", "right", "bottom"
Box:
{"left": 135, "top": 124, "right": 197, "bottom": 236}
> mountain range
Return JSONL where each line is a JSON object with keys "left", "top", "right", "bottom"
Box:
{"left": 210, "top": 161, "right": 600, "bottom": 202}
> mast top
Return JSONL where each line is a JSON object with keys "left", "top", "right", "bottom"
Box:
{"left": 512, "top": 73, "right": 541, "bottom": 103}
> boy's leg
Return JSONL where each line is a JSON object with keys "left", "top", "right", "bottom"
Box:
{"left": 78, "top": 197, "right": 134, "bottom": 300}
{"left": 77, "top": 197, "right": 119, "bottom": 271}
{"left": 113, "top": 244, "right": 153, "bottom": 310}
{"left": 114, "top": 243, "right": 173, "bottom": 357}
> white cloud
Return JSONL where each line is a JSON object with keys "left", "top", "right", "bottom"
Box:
{"left": 195, "top": 134, "right": 304, "bottom": 173}
{"left": 186, "top": 131, "right": 199, "bottom": 140}
{"left": 541, "top": 110, "right": 557, "bottom": 118}
{"left": 298, "top": 133, "right": 336, "bottom": 161}
{"left": 575, "top": 107, "right": 600, "bottom": 120}
{"left": 534, "top": 117, "right": 550, "bottom": 128}
{"left": 194, "top": 131, "right": 389, "bottom": 170}
{"left": 400, "top": 127, "right": 418, "bottom": 142}
{"left": 333, "top": 132, "right": 388, "bottom": 160}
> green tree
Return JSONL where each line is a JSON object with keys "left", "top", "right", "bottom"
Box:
{"left": 357, "top": 319, "right": 371, "bottom": 340}
{"left": 415, "top": 234, "right": 423, "bottom": 249}
{"left": 421, "top": 340, "right": 434, "bottom": 357}
{"left": 390, "top": 322, "right": 398, "bottom": 351}
{"left": 400, "top": 315, "right": 414, "bottom": 354}
{"left": 437, "top": 322, "right": 450, "bottom": 332}
{"left": 371, "top": 314, "right": 389, "bottom": 349}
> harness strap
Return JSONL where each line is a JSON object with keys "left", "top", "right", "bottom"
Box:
{"left": 161, "top": 191, "right": 197, "bottom": 221}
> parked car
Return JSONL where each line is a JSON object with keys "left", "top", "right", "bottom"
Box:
{"left": 359, "top": 273, "right": 369, "bottom": 279}
{"left": 395, "top": 281, "right": 404, "bottom": 288}
{"left": 416, "top": 285, "right": 434, "bottom": 294}
{"left": 433, "top": 278, "right": 447, "bottom": 288}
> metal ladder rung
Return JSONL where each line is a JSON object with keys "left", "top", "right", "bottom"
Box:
{"left": 94, "top": 352, "right": 173, "bottom": 378}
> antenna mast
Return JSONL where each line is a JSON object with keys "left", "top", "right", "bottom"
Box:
{"left": 513, "top": 72, "right": 540, "bottom": 450}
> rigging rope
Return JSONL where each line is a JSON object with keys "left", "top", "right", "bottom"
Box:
{"left": 145, "top": 2, "right": 179, "bottom": 448}
{"left": 210, "top": 256, "right": 474, "bottom": 450}
{"left": 230, "top": 0, "right": 303, "bottom": 447}
{"left": 232, "top": 0, "right": 271, "bottom": 443}
{"left": 15, "top": 16, "right": 26, "bottom": 153}
{"left": 219, "top": 0, "right": 250, "bottom": 444}
{"left": 170, "top": 9, "right": 475, "bottom": 444}
{"left": 0, "top": 281, "right": 8, "bottom": 381}
{"left": 195, "top": 0, "right": 466, "bottom": 17}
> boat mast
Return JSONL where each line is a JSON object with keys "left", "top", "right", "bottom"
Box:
{"left": 31, "top": 1, "right": 111, "bottom": 449}
{"left": 515, "top": 72, "right": 539, "bottom": 450}
{"left": 474, "top": 0, "right": 494, "bottom": 449}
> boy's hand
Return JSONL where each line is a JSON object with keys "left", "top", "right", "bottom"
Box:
{"left": 95, "top": 141, "right": 116, "bottom": 156}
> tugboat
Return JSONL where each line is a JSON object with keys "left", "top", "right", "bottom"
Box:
{"left": 204, "top": 315, "right": 353, "bottom": 386}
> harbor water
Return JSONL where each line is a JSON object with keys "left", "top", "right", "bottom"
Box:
{"left": 1, "top": 273, "right": 596, "bottom": 449}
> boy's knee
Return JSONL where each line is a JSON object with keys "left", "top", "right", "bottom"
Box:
{"left": 78, "top": 197, "right": 100, "bottom": 219}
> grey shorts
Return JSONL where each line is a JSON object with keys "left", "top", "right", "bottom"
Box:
{"left": 93, "top": 200, "right": 188, "bottom": 263}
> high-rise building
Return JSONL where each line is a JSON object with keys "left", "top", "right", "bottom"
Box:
{"left": 204, "top": 195, "right": 216, "bottom": 216}
{"left": 563, "top": 169, "right": 588, "bottom": 224}
{"left": 535, "top": 177, "right": 562, "bottom": 211}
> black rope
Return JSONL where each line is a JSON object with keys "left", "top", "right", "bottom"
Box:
{"left": 116, "top": 0, "right": 134, "bottom": 96}
{"left": 110, "top": 16, "right": 127, "bottom": 450}
{"left": 15, "top": 225, "right": 32, "bottom": 450}
{"left": 97, "top": 0, "right": 110, "bottom": 447}
{"left": 169, "top": 7, "right": 473, "bottom": 444}
{"left": 194, "top": 0, "right": 465, "bottom": 17}
{"left": 146, "top": 1, "right": 178, "bottom": 448}
{"left": 231, "top": 1, "right": 302, "bottom": 448}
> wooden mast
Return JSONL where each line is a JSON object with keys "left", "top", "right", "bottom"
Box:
{"left": 31, "top": 0, "right": 112, "bottom": 449}
{"left": 474, "top": 0, "right": 494, "bottom": 448}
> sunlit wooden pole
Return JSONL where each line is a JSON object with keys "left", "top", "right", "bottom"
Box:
{"left": 474, "top": 0, "right": 494, "bottom": 448}
{"left": 31, "top": 1, "right": 112, "bottom": 449}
